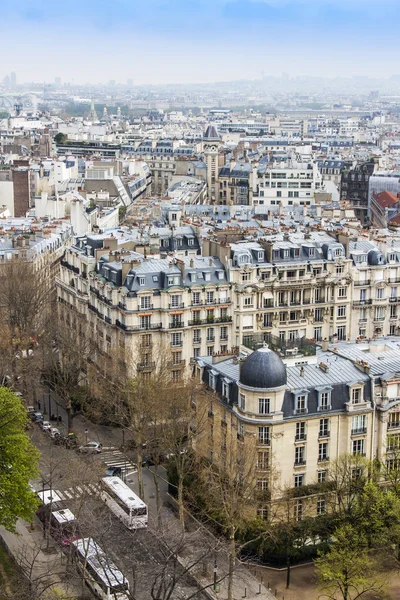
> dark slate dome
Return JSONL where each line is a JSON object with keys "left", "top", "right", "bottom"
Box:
{"left": 240, "top": 346, "right": 287, "bottom": 389}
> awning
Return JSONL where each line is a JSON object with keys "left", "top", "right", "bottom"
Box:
{"left": 192, "top": 308, "right": 201, "bottom": 312}
{"left": 207, "top": 307, "right": 215, "bottom": 311}
{"left": 139, "top": 313, "right": 152, "bottom": 317}
{"left": 170, "top": 311, "right": 184, "bottom": 315}
{"left": 219, "top": 305, "right": 229, "bottom": 309}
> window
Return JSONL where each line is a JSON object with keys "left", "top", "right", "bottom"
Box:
{"left": 294, "top": 475, "right": 304, "bottom": 488}
{"left": 207, "top": 346, "right": 214, "bottom": 356}
{"left": 239, "top": 394, "right": 246, "bottom": 410}
{"left": 314, "top": 327, "right": 322, "bottom": 341}
{"left": 257, "top": 478, "right": 269, "bottom": 491}
{"left": 314, "top": 308, "right": 323, "bottom": 322}
{"left": 390, "top": 325, "right": 396, "bottom": 335}
{"left": 257, "top": 507, "right": 269, "bottom": 520}
{"left": 317, "top": 470, "right": 327, "bottom": 483}
{"left": 170, "top": 294, "right": 181, "bottom": 308}
{"left": 192, "top": 292, "right": 201, "bottom": 305}
{"left": 318, "top": 391, "right": 331, "bottom": 411}
{"left": 317, "top": 498, "right": 326, "bottom": 515}
{"left": 167, "top": 276, "right": 174, "bottom": 286}
{"left": 391, "top": 287, "right": 397, "bottom": 299}
{"left": 295, "top": 446, "right": 305, "bottom": 465}
{"left": 242, "top": 272, "right": 250, "bottom": 282}
{"left": 390, "top": 305, "right": 397, "bottom": 319}
{"left": 139, "top": 277, "right": 146, "bottom": 286}
{"left": 337, "top": 325, "right": 346, "bottom": 340}
{"left": 171, "top": 332, "right": 182, "bottom": 347}
{"left": 295, "top": 394, "right": 307, "bottom": 414}
{"left": 352, "top": 414, "right": 366, "bottom": 434}
{"left": 207, "top": 328, "right": 215, "bottom": 342}
{"left": 258, "top": 398, "right": 270, "bottom": 415}
{"left": 337, "top": 305, "right": 346, "bottom": 318}
{"left": 338, "top": 287, "right": 347, "bottom": 298}
{"left": 206, "top": 291, "right": 214, "bottom": 304}
{"left": 336, "top": 264, "right": 344, "bottom": 274}
{"left": 188, "top": 238, "right": 195, "bottom": 246}
{"left": 220, "top": 326, "right": 228, "bottom": 341}
{"left": 376, "top": 287, "right": 384, "bottom": 299}
{"left": 140, "top": 315, "right": 151, "bottom": 329}
{"left": 141, "top": 334, "right": 152, "bottom": 347}
{"left": 244, "top": 296, "right": 253, "bottom": 306}
{"left": 319, "top": 418, "right": 330, "bottom": 438}
{"left": 238, "top": 422, "right": 244, "bottom": 437}
{"left": 257, "top": 451, "right": 269, "bottom": 470}
{"left": 352, "top": 388, "right": 362, "bottom": 404}
{"left": 193, "top": 347, "right": 200, "bottom": 358}
{"left": 258, "top": 426, "right": 270, "bottom": 445}
{"left": 295, "top": 422, "right": 306, "bottom": 441}
{"left": 352, "top": 439, "right": 365, "bottom": 455}
{"left": 172, "top": 370, "right": 181, "bottom": 382}
{"left": 193, "top": 329, "right": 200, "bottom": 343}
{"left": 318, "top": 442, "right": 329, "bottom": 462}
{"left": 222, "top": 381, "right": 230, "bottom": 400}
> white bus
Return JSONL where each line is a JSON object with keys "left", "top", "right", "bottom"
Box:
{"left": 101, "top": 476, "right": 148, "bottom": 530}
{"left": 72, "top": 538, "right": 130, "bottom": 600}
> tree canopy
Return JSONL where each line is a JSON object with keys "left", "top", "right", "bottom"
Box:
{"left": 0, "top": 388, "right": 39, "bottom": 531}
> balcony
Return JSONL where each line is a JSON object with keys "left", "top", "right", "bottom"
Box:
{"left": 116, "top": 320, "right": 162, "bottom": 332}
{"left": 169, "top": 302, "right": 185, "bottom": 309}
{"left": 315, "top": 298, "right": 326, "bottom": 304}
{"left": 318, "top": 431, "right": 330, "bottom": 439}
{"left": 389, "top": 297, "right": 400, "bottom": 303}
{"left": 169, "top": 321, "right": 184, "bottom": 329}
{"left": 295, "top": 408, "right": 308, "bottom": 415}
{"left": 169, "top": 359, "right": 186, "bottom": 369}
{"left": 207, "top": 337, "right": 215, "bottom": 343}
{"left": 354, "top": 280, "right": 370, "bottom": 286}
{"left": 318, "top": 456, "right": 329, "bottom": 463}
{"left": 139, "top": 304, "right": 154, "bottom": 311}
{"left": 171, "top": 340, "right": 183, "bottom": 348}
{"left": 295, "top": 435, "right": 307, "bottom": 442}
{"left": 388, "top": 422, "right": 400, "bottom": 429}
{"left": 104, "top": 316, "right": 112, "bottom": 324}
{"left": 351, "top": 427, "right": 367, "bottom": 435}
{"left": 193, "top": 337, "right": 201, "bottom": 345}
{"left": 137, "top": 361, "right": 155, "bottom": 371}
{"left": 294, "top": 460, "right": 306, "bottom": 467}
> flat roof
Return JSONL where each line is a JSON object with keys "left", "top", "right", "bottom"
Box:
{"left": 37, "top": 490, "right": 62, "bottom": 505}
{"left": 51, "top": 509, "right": 76, "bottom": 524}
{"left": 102, "top": 477, "right": 146, "bottom": 510}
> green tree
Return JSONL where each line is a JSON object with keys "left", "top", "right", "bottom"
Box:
{"left": 315, "top": 524, "right": 388, "bottom": 600}
{"left": 54, "top": 132, "right": 67, "bottom": 144}
{"left": 0, "top": 388, "right": 39, "bottom": 531}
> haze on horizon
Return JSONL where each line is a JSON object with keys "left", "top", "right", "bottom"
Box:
{"left": 1, "top": 0, "right": 399, "bottom": 86}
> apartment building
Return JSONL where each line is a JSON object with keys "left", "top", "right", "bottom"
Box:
{"left": 203, "top": 232, "right": 353, "bottom": 347}
{"left": 254, "top": 158, "right": 324, "bottom": 207}
{"left": 195, "top": 343, "right": 373, "bottom": 519}
{"left": 56, "top": 230, "right": 233, "bottom": 386}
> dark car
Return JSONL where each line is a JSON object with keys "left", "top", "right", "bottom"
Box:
{"left": 105, "top": 466, "right": 122, "bottom": 477}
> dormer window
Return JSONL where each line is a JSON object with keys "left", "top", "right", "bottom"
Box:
{"left": 282, "top": 249, "right": 289, "bottom": 259}
{"left": 352, "top": 388, "right": 362, "bottom": 404}
{"left": 204, "top": 272, "right": 211, "bottom": 282}
{"left": 139, "top": 277, "right": 145, "bottom": 286}
{"left": 209, "top": 370, "right": 218, "bottom": 390}
{"left": 191, "top": 273, "right": 197, "bottom": 283}
{"left": 309, "top": 248, "right": 315, "bottom": 257}
{"left": 188, "top": 238, "right": 195, "bottom": 246}
{"left": 316, "top": 387, "right": 332, "bottom": 411}
{"left": 294, "top": 392, "right": 309, "bottom": 415}
{"left": 167, "top": 276, "right": 174, "bottom": 286}
{"left": 222, "top": 380, "right": 230, "bottom": 400}
{"left": 257, "top": 251, "right": 264, "bottom": 261}
{"left": 273, "top": 250, "right": 279, "bottom": 260}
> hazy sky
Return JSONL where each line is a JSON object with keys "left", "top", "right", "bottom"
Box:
{"left": 2, "top": 0, "right": 400, "bottom": 85}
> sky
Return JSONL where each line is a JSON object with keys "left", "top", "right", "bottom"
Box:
{"left": 1, "top": 0, "right": 400, "bottom": 85}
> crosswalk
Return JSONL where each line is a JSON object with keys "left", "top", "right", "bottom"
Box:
{"left": 100, "top": 447, "right": 138, "bottom": 480}
{"left": 54, "top": 483, "right": 100, "bottom": 501}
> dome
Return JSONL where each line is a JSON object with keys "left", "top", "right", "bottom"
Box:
{"left": 240, "top": 346, "right": 287, "bottom": 389}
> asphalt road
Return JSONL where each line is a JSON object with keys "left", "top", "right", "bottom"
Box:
{"left": 30, "top": 424, "right": 209, "bottom": 600}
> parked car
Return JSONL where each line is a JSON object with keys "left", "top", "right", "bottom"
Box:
{"left": 49, "top": 427, "right": 61, "bottom": 439}
{"left": 30, "top": 412, "right": 44, "bottom": 422}
{"left": 27, "top": 406, "right": 35, "bottom": 414}
{"left": 40, "top": 421, "right": 52, "bottom": 432}
{"left": 105, "top": 466, "right": 122, "bottom": 477}
{"left": 78, "top": 441, "right": 102, "bottom": 454}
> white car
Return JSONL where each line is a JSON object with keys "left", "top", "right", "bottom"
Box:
{"left": 49, "top": 427, "right": 61, "bottom": 439}
{"left": 78, "top": 442, "right": 103, "bottom": 454}
{"left": 40, "top": 421, "right": 52, "bottom": 432}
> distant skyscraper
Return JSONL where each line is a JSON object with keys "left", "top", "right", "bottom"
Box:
{"left": 3, "top": 75, "right": 10, "bottom": 87}
{"left": 10, "top": 72, "right": 16, "bottom": 87}
{"left": 88, "top": 98, "right": 98, "bottom": 122}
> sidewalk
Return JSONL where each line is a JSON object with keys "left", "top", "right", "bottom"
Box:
{"left": 0, "top": 519, "right": 82, "bottom": 599}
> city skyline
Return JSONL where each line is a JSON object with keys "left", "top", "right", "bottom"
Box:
{"left": 1, "top": 0, "right": 400, "bottom": 85}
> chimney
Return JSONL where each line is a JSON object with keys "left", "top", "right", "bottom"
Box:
{"left": 190, "top": 258, "right": 194, "bottom": 268}
{"left": 321, "top": 339, "right": 329, "bottom": 352}
{"left": 300, "top": 366, "right": 305, "bottom": 377}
